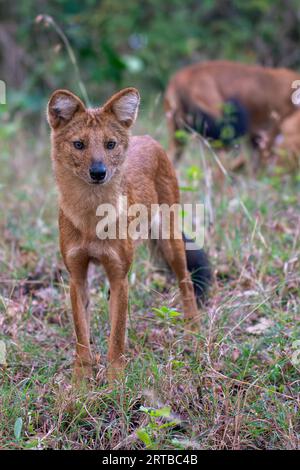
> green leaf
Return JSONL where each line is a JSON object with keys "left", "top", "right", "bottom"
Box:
{"left": 152, "top": 306, "right": 182, "bottom": 320}
{"left": 186, "top": 165, "right": 204, "bottom": 181}
{"left": 24, "top": 439, "right": 39, "bottom": 449}
{"left": 136, "top": 428, "right": 153, "bottom": 448}
{"left": 139, "top": 405, "right": 171, "bottom": 417}
{"left": 179, "top": 186, "right": 197, "bottom": 192}
{"left": 139, "top": 405, "right": 150, "bottom": 414}
{"left": 157, "top": 420, "right": 180, "bottom": 430}
{"left": 14, "top": 417, "right": 23, "bottom": 441}
{"left": 150, "top": 406, "right": 171, "bottom": 418}
{"left": 171, "top": 359, "right": 185, "bottom": 369}
{"left": 174, "top": 129, "right": 189, "bottom": 144}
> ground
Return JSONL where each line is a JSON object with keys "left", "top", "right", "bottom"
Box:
{"left": 0, "top": 110, "right": 299, "bottom": 449}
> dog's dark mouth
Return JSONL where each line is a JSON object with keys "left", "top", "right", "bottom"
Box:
{"left": 90, "top": 176, "right": 108, "bottom": 185}
{"left": 89, "top": 171, "right": 115, "bottom": 185}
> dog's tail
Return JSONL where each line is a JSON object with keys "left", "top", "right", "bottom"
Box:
{"left": 149, "top": 233, "right": 212, "bottom": 303}
{"left": 182, "top": 232, "right": 212, "bottom": 303}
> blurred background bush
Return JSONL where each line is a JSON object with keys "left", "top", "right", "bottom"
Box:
{"left": 1, "top": 0, "right": 300, "bottom": 115}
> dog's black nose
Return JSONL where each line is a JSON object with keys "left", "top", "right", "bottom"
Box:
{"left": 89, "top": 162, "right": 107, "bottom": 182}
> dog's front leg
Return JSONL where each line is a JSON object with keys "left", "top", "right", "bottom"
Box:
{"left": 67, "top": 255, "right": 93, "bottom": 381}
{"left": 103, "top": 250, "right": 132, "bottom": 383}
{"left": 106, "top": 275, "right": 129, "bottom": 382}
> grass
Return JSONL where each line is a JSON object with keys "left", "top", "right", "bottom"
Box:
{"left": 0, "top": 108, "right": 299, "bottom": 450}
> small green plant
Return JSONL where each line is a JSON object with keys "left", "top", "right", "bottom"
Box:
{"left": 152, "top": 306, "right": 182, "bottom": 323}
{"left": 137, "top": 406, "right": 180, "bottom": 449}
{"left": 186, "top": 164, "right": 204, "bottom": 183}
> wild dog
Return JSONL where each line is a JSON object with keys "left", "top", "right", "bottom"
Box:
{"left": 47, "top": 88, "right": 211, "bottom": 382}
{"left": 274, "top": 110, "right": 300, "bottom": 171}
{"left": 164, "top": 60, "right": 300, "bottom": 169}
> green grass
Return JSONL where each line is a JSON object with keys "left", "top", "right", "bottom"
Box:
{"left": 0, "top": 113, "right": 299, "bottom": 450}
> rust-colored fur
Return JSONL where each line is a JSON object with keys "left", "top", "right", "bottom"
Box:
{"left": 274, "top": 110, "right": 300, "bottom": 171}
{"left": 47, "top": 88, "right": 205, "bottom": 382}
{"left": 165, "top": 60, "right": 300, "bottom": 167}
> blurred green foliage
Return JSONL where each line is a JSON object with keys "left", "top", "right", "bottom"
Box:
{"left": 1, "top": 0, "right": 300, "bottom": 113}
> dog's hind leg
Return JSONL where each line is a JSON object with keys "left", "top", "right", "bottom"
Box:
{"left": 158, "top": 237, "right": 200, "bottom": 331}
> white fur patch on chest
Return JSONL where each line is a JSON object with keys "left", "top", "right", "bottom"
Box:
{"left": 66, "top": 241, "right": 119, "bottom": 264}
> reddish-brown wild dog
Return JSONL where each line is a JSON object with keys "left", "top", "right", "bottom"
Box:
{"left": 47, "top": 88, "right": 211, "bottom": 382}
{"left": 165, "top": 60, "right": 300, "bottom": 168}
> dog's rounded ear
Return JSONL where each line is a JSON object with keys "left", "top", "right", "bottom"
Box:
{"left": 47, "top": 89, "right": 85, "bottom": 129}
{"left": 102, "top": 88, "right": 140, "bottom": 128}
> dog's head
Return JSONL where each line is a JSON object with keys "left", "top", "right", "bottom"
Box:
{"left": 47, "top": 88, "right": 140, "bottom": 185}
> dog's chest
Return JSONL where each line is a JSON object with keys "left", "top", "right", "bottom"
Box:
{"left": 66, "top": 238, "right": 121, "bottom": 265}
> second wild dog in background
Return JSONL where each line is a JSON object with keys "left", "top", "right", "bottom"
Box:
{"left": 165, "top": 60, "right": 300, "bottom": 171}
{"left": 47, "top": 87, "right": 211, "bottom": 382}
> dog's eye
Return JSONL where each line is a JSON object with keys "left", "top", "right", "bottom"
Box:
{"left": 73, "top": 141, "right": 84, "bottom": 150}
{"left": 106, "top": 141, "right": 116, "bottom": 150}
